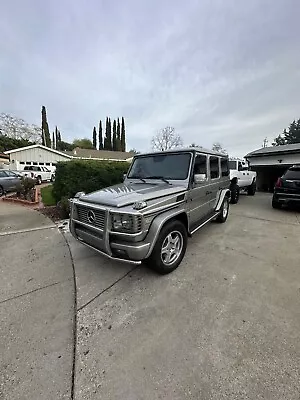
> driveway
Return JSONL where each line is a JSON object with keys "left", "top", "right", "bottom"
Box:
{"left": 1, "top": 194, "right": 300, "bottom": 400}
{"left": 66, "top": 193, "right": 300, "bottom": 400}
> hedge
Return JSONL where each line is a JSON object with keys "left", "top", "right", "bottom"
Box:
{"left": 52, "top": 160, "right": 130, "bottom": 202}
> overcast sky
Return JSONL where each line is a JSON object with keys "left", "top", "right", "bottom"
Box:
{"left": 1, "top": 0, "right": 299, "bottom": 157}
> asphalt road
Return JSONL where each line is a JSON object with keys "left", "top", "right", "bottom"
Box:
{"left": 66, "top": 193, "right": 300, "bottom": 400}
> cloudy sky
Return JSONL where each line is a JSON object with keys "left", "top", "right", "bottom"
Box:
{"left": 1, "top": 0, "right": 299, "bottom": 157}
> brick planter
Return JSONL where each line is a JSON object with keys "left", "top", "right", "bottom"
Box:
{"left": 2, "top": 188, "right": 39, "bottom": 206}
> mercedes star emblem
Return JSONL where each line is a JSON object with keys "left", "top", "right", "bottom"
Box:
{"left": 87, "top": 210, "right": 96, "bottom": 224}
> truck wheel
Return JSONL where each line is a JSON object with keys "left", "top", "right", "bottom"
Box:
{"left": 0, "top": 185, "right": 4, "bottom": 197}
{"left": 272, "top": 197, "right": 281, "bottom": 209}
{"left": 51, "top": 174, "right": 55, "bottom": 182}
{"left": 145, "top": 220, "right": 187, "bottom": 275}
{"left": 230, "top": 184, "right": 239, "bottom": 204}
{"left": 247, "top": 181, "right": 256, "bottom": 196}
{"left": 36, "top": 176, "right": 42, "bottom": 185}
{"left": 216, "top": 197, "right": 229, "bottom": 223}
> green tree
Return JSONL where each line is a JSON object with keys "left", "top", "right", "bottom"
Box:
{"left": 104, "top": 117, "right": 112, "bottom": 150}
{"left": 41, "top": 106, "right": 51, "bottom": 148}
{"left": 121, "top": 116, "right": 126, "bottom": 152}
{"left": 59, "top": 140, "right": 74, "bottom": 151}
{"left": 116, "top": 118, "right": 121, "bottom": 151}
{"left": 55, "top": 126, "right": 60, "bottom": 150}
{"left": 92, "top": 126, "right": 97, "bottom": 148}
{"left": 129, "top": 148, "right": 140, "bottom": 154}
{"left": 0, "top": 134, "right": 35, "bottom": 152}
{"left": 273, "top": 119, "right": 300, "bottom": 146}
{"left": 98, "top": 120, "right": 103, "bottom": 150}
{"left": 73, "top": 138, "right": 94, "bottom": 149}
{"left": 112, "top": 119, "right": 117, "bottom": 151}
{"left": 52, "top": 131, "right": 55, "bottom": 149}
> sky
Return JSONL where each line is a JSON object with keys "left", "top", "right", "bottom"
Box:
{"left": 1, "top": 0, "right": 300, "bottom": 157}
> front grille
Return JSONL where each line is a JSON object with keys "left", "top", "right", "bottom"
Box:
{"left": 76, "top": 204, "right": 106, "bottom": 230}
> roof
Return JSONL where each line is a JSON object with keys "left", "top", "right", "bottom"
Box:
{"left": 4, "top": 144, "right": 73, "bottom": 158}
{"left": 66, "top": 147, "right": 134, "bottom": 160}
{"left": 245, "top": 143, "right": 300, "bottom": 158}
{"left": 135, "top": 146, "right": 228, "bottom": 157}
{"left": 0, "top": 153, "right": 9, "bottom": 160}
{"left": 4, "top": 144, "right": 134, "bottom": 161}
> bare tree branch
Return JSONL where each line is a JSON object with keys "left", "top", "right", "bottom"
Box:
{"left": 212, "top": 142, "right": 227, "bottom": 154}
{"left": 151, "top": 126, "right": 183, "bottom": 151}
{"left": 0, "top": 113, "right": 42, "bottom": 143}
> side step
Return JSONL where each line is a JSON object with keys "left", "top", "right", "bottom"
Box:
{"left": 190, "top": 212, "right": 219, "bottom": 235}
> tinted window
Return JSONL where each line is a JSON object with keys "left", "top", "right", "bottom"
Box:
{"left": 210, "top": 156, "right": 220, "bottom": 179}
{"left": 193, "top": 154, "right": 207, "bottom": 177}
{"left": 128, "top": 153, "right": 191, "bottom": 180}
{"left": 0, "top": 171, "right": 6, "bottom": 177}
{"left": 221, "top": 158, "right": 229, "bottom": 176}
{"left": 284, "top": 168, "right": 300, "bottom": 180}
{"left": 228, "top": 161, "right": 236, "bottom": 170}
{"left": 5, "top": 171, "right": 17, "bottom": 177}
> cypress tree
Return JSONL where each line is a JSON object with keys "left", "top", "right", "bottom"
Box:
{"left": 55, "top": 126, "right": 59, "bottom": 150}
{"left": 98, "top": 120, "right": 103, "bottom": 150}
{"left": 92, "top": 126, "right": 97, "bottom": 148}
{"left": 52, "top": 131, "right": 55, "bottom": 149}
{"left": 112, "top": 119, "right": 117, "bottom": 151}
{"left": 121, "top": 116, "right": 126, "bottom": 152}
{"left": 104, "top": 117, "right": 109, "bottom": 150}
{"left": 116, "top": 118, "right": 121, "bottom": 151}
{"left": 107, "top": 118, "right": 112, "bottom": 150}
{"left": 41, "top": 106, "right": 51, "bottom": 148}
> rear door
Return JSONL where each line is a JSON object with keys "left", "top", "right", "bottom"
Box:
{"left": 188, "top": 153, "right": 211, "bottom": 230}
{"left": 208, "top": 155, "right": 221, "bottom": 209}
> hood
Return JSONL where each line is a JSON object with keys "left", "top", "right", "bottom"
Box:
{"left": 79, "top": 182, "right": 185, "bottom": 208}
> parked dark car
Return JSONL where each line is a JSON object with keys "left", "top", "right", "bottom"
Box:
{"left": 0, "top": 170, "right": 22, "bottom": 196}
{"left": 272, "top": 165, "right": 300, "bottom": 209}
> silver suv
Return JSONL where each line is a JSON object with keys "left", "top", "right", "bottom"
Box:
{"left": 69, "top": 148, "right": 231, "bottom": 274}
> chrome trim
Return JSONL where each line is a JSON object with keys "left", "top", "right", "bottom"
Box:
{"left": 190, "top": 213, "right": 219, "bottom": 235}
{"left": 77, "top": 239, "right": 141, "bottom": 265}
{"left": 73, "top": 218, "right": 104, "bottom": 233}
{"left": 143, "top": 200, "right": 185, "bottom": 216}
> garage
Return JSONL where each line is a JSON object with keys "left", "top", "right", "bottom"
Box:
{"left": 245, "top": 143, "right": 300, "bottom": 192}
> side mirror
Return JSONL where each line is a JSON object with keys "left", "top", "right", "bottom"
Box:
{"left": 194, "top": 173, "right": 207, "bottom": 184}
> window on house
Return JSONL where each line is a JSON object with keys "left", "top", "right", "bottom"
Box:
{"left": 45, "top": 163, "right": 50, "bottom": 166}
{"left": 209, "top": 156, "right": 220, "bottom": 179}
{"left": 39, "top": 162, "right": 44, "bottom": 165}
{"left": 51, "top": 163, "right": 57, "bottom": 167}
{"left": 20, "top": 161, "right": 25, "bottom": 165}
{"left": 26, "top": 162, "right": 31, "bottom": 165}
{"left": 33, "top": 162, "right": 38, "bottom": 165}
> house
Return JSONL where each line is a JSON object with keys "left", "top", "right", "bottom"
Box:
{"left": 4, "top": 145, "right": 135, "bottom": 172}
{"left": 245, "top": 143, "right": 300, "bottom": 191}
{"left": 0, "top": 152, "right": 10, "bottom": 169}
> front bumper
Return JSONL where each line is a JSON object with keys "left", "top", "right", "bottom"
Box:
{"left": 69, "top": 202, "right": 151, "bottom": 264}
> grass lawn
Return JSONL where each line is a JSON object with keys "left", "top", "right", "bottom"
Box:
{"left": 41, "top": 185, "right": 56, "bottom": 206}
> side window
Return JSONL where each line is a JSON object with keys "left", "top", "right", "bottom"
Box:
{"left": 0, "top": 171, "right": 6, "bottom": 177}
{"left": 238, "top": 162, "right": 243, "bottom": 171}
{"left": 210, "top": 156, "right": 220, "bottom": 179}
{"left": 221, "top": 157, "right": 229, "bottom": 177}
{"left": 193, "top": 154, "right": 207, "bottom": 178}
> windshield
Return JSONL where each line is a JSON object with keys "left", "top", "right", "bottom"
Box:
{"left": 128, "top": 153, "right": 192, "bottom": 180}
{"left": 228, "top": 161, "right": 236, "bottom": 170}
{"left": 284, "top": 168, "right": 300, "bottom": 180}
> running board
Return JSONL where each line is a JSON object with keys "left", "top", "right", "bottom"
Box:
{"left": 190, "top": 212, "right": 219, "bottom": 235}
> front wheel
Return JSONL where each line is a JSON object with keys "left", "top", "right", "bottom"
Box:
{"left": 36, "top": 176, "right": 42, "bottom": 185}
{"left": 0, "top": 185, "right": 4, "bottom": 197}
{"left": 216, "top": 197, "right": 230, "bottom": 223}
{"left": 145, "top": 220, "right": 187, "bottom": 274}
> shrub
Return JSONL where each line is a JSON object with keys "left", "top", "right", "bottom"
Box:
{"left": 16, "top": 177, "right": 36, "bottom": 201}
{"left": 52, "top": 160, "right": 129, "bottom": 202}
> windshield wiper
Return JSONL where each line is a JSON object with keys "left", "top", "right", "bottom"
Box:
{"left": 128, "top": 176, "right": 146, "bottom": 183}
{"left": 144, "top": 176, "right": 171, "bottom": 184}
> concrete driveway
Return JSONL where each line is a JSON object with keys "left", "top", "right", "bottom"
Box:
{"left": 1, "top": 194, "right": 300, "bottom": 400}
{"left": 66, "top": 193, "right": 300, "bottom": 400}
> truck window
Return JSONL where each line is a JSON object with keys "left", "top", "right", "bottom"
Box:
{"left": 228, "top": 161, "right": 236, "bottom": 170}
{"left": 193, "top": 154, "right": 207, "bottom": 177}
{"left": 221, "top": 158, "right": 229, "bottom": 177}
{"left": 209, "top": 156, "right": 220, "bottom": 179}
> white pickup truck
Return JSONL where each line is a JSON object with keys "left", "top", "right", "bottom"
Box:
{"left": 229, "top": 159, "right": 257, "bottom": 203}
{"left": 22, "top": 166, "right": 55, "bottom": 184}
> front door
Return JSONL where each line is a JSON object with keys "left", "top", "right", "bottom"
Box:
{"left": 188, "top": 153, "right": 211, "bottom": 231}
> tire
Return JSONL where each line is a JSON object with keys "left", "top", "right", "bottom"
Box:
{"left": 247, "top": 181, "right": 256, "bottom": 196}
{"left": 145, "top": 220, "right": 188, "bottom": 275}
{"left": 272, "top": 197, "right": 282, "bottom": 209}
{"left": 50, "top": 174, "right": 55, "bottom": 182}
{"left": 216, "top": 197, "right": 230, "bottom": 223}
{"left": 0, "top": 185, "right": 4, "bottom": 197}
{"left": 36, "top": 176, "right": 42, "bottom": 185}
{"left": 230, "top": 184, "right": 240, "bottom": 204}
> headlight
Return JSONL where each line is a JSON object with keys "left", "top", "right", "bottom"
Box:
{"left": 111, "top": 213, "right": 142, "bottom": 233}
